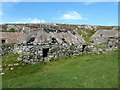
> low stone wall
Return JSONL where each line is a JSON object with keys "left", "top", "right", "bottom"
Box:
{"left": 0, "top": 45, "right": 14, "bottom": 56}
{"left": 14, "top": 44, "right": 84, "bottom": 64}
{"left": 14, "top": 43, "right": 118, "bottom": 64}
{"left": 84, "top": 44, "right": 118, "bottom": 55}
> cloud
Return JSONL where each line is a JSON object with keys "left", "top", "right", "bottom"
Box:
{"left": 84, "top": 2, "right": 94, "bottom": 5}
{"left": 60, "top": 11, "right": 87, "bottom": 20}
{"left": 26, "top": 18, "right": 46, "bottom": 23}
{"left": 107, "top": 22, "right": 117, "bottom": 26}
{"left": 4, "top": 18, "right": 46, "bottom": 24}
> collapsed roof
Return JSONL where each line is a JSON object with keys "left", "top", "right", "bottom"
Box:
{"left": 90, "top": 30, "right": 118, "bottom": 39}
{"left": 21, "top": 28, "right": 86, "bottom": 45}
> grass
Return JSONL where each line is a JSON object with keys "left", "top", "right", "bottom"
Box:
{"left": 2, "top": 52, "right": 19, "bottom": 66}
{"left": 0, "top": 43, "right": 15, "bottom": 46}
{"left": 77, "top": 29, "right": 96, "bottom": 44}
{"left": 96, "top": 45, "right": 108, "bottom": 49}
{"left": 2, "top": 50, "right": 118, "bottom": 88}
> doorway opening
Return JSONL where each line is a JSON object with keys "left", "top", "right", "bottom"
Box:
{"left": 2, "top": 39, "right": 6, "bottom": 44}
{"left": 43, "top": 48, "right": 49, "bottom": 58}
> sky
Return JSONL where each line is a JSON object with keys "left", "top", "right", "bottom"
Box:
{"left": 0, "top": 2, "right": 118, "bottom": 26}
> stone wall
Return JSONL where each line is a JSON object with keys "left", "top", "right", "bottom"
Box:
{"left": 0, "top": 45, "right": 14, "bottom": 56}
{"left": 14, "top": 43, "right": 84, "bottom": 64}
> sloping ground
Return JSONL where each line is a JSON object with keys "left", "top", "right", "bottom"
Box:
{"left": 77, "top": 29, "right": 96, "bottom": 44}
{"left": 2, "top": 50, "right": 118, "bottom": 88}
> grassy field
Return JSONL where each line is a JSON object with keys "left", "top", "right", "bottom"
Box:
{"left": 2, "top": 53, "right": 19, "bottom": 65}
{"left": 2, "top": 50, "right": 118, "bottom": 88}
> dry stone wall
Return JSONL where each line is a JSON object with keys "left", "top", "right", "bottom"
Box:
{"left": 14, "top": 43, "right": 84, "bottom": 64}
{"left": 0, "top": 45, "right": 14, "bottom": 56}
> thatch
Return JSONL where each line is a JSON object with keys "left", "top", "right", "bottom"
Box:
{"left": 0, "top": 32, "right": 27, "bottom": 44}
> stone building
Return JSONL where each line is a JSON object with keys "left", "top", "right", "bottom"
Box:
{"left": 0, "top": 32, "right": 27, "bottom": 56}
{"left": 15, "top": 28, "right": 86, "bottom": 63}
{"left": 20, "top": 28, "right": 85, "bottom": 45}
{"left": 90, "top": 30, "right": 118, "bottom": 48}
{"left": 0, "top": 32, "right": 27, "bottom": 44}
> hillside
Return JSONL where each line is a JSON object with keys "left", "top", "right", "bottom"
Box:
{"left": 77, "top": 29, "right": 96, "bottom": 44}
{"left": 1, "top": 24, "right": 118, "bottom": 32}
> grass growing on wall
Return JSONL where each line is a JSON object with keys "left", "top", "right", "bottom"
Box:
{"left": 0, "top": 43, "right": 15, "bottom": 46}
{"left": 77, "top": 29, "right": 96, "bottom": 44}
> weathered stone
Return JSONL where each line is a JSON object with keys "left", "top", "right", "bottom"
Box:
{"left": 30, "top": 59, "right": 34, "bottom": 62}
{"left": 17, "top": 57, "right": 22, "bottom": 61}
{"left": 8, "top": 64, "right": 13, "bottom": 67}
{"left": 10, "top": 67, "right": 13, "bottom": 70}
{"left": 13, "top": 63, "right": 19, "bottom": 66}
{"left": 0, "top": 72, "right": 5, "bottom": 75}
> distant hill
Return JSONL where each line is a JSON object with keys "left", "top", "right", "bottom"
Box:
{"left": 1, "top": 23, "right": 118, "bottom": 32}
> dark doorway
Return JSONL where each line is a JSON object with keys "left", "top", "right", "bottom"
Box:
{"left": 2, "top": 39, "right": 6, "bottom": 44}
{"left": 100, "top": 34, "right": 103, "bottom": 37}
{"left": 43, "top": 48, "right": 49, "bottom": 58}
{"left": 82, "top": 44, "right": 86, "bottom": 53}
{"left": 27, "top": 37, "right": 35, "bottom": 45}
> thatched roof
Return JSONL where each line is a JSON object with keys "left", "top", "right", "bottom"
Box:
{"left": 22, "top": 28, "right": 86, "bottom": 45}
{"left": 90, "top": 30, "right": 118, "bottom": 39}
{"left": 0, "top": 32, "right": 27, "bottom": 44}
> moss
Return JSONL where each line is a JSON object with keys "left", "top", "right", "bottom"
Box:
{"left": 0, "top": 43, "right": 15, "bottom": 46}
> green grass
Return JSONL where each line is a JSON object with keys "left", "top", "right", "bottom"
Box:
{"left": 2, "top": 50, "right": 118, "bottom": 88}
{"left": 77, "top": 29, "right": 96, "bottom": 44}
{"left": 2, "top": 52, "right": 19, "bottom": 66}
{"left": 0, "top": 43, "right": 15, "bottom": 46}
{"left": 96, "top": 45, "right": 108, "bottom": 49}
